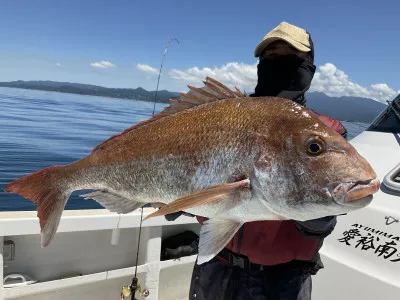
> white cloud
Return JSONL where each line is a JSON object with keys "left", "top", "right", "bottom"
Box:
{"left": 310, "top": 63, "right": 398, "bottom": 102}
{"left": 169, "top": 62, "right": 258, "bottom": 92}
{"left": 137, "top": 63, "right": 158, "bottom": 75}
{"left": 56, "top": 62, "right": 61, "bottom": 67}
{"left": 168, "top": 61, "right": 398, "bottom": 103}
{"left": 90, "top": 61, "right": 115, "bottom": 69}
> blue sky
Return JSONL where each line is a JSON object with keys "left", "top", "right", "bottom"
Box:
{"left": 0, "top": 0, "right": 399, "bottom": 102}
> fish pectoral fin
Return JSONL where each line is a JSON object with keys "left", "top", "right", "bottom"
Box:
{"left": 143, "top": 179, "right": 250, "bottom": 220}
{"left": 197, "top": 219, "right": 243, "bottom": 265}
{"left": 81, "top": 189, "right": 143, "bottom": 214}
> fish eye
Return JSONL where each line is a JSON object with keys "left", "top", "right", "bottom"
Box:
{"left": 305, "top": 137, "right": 325, "bottom": 156}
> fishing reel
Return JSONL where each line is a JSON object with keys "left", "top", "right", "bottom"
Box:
{"left": 120, "top": 277, "right": 149, "bottom": 299}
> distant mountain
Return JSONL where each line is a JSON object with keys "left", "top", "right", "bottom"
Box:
{"left": 305, "top": 92, "right": 387, "bottom": 123}
{"left": 0, "top": 80, "right": 388, "bottom": 123}
{"left": 0, "top": 80, "right": 180, "bottom": 104}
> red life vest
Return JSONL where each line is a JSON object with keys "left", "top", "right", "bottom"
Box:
{"left": 197, "top": 110, "right": 346, "bottom": 266}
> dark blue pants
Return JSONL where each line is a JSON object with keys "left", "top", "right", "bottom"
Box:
{"left": 189, "top": 257, "right": 312, "bottom": 300}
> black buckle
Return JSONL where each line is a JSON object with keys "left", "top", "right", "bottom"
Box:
{"left": 218, "top": 249, "right": 265, "bottom": 271}
{"left": 229, "top": 253, "right": 247, "bottom": 269}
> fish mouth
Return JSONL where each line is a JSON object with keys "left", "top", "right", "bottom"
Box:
{"left": 323, "top": 178, "right": 380, "bottom": 207}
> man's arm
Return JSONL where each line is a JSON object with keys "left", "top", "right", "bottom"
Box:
{"left": 294, "top": 216, "right": 337, "bottom": 239}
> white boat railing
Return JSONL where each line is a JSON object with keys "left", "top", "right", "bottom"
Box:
{"left": 0, "top": 208, "right": 201, "bottom": 300}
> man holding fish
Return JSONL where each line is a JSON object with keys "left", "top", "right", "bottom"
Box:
{"left": 5, "top": 21, "right": 379, "bottom": 300}
{"left": 185, "top": 22, "right": 356, "bottom": 300}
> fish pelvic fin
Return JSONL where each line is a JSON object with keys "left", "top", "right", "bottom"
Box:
{"left": 143, "top": 179, "right": 250, "bottom": 221}
{"left": 91, "top": 77, "right": 247, "bottom": 153}
{"left": 197, "top": 219, "right": 243, "bottom": 265}
{"left": 81, "top": 189, "right": 143, "bottom": 214}
{"left": 5, "top": 165, "right": 70, "bottom": 247}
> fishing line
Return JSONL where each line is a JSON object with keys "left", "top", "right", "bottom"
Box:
{"left": 151, "top": 38, "right": 179, "bottom": 117}
{"left": 134, "top": 207, "right": 144, "bottom": 279}
{"left": 121, "top": 37, "right": 179, "bottom": 299}
{"left": 121, "top": 207, "right": 148, "bottom": 300}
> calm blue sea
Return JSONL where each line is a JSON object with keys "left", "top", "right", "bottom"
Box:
{"left": 0, "top": 87, "right": 370, "bottom": 211}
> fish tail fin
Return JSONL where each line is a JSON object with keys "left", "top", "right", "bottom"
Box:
{"left": 5, "top": 165, "right": 70, "bottom": 247}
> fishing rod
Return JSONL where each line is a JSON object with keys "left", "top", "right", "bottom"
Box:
{"left": 120, "top": 37, "right": 179, "bottom": 299}
{"left": 151, "top": 37, "right": 179, "bottom": 117}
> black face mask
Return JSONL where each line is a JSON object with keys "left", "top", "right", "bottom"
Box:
{"left": 253, "top": 55, "right": 316, "bottom": 105}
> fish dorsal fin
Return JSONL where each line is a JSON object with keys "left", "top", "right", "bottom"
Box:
{"left": 91, "top": 77, "right": 246, "bottom": 152}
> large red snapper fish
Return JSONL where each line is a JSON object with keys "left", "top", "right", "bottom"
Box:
{"left": 5, "top": 77, "right": 380, "bottom": 265}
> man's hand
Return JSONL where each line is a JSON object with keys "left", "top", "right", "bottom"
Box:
{"left": 164, "top": 211, "right": 196, "bottom": 221}
{"left": 294, "top": 215, "right": 344, "bottom": 239}
{"left": 149, "top": 203, "right": 195, "bottom": 221}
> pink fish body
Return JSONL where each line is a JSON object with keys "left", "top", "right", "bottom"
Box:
{"left": 5, "top": 77, "right": 380, "bottom": 264}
